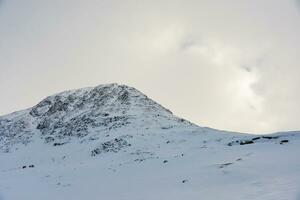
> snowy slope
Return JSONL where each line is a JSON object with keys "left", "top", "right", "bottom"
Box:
{"left": 0, "top": 84, "right": 299, "bottom": 200}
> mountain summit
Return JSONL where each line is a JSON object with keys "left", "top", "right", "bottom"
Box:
{"left": 0, "top": 83, "right": 193, "bottom": 152}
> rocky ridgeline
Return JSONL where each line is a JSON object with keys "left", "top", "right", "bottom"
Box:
{"left": 0, "top": 84, "right": 191, "bottom": 152}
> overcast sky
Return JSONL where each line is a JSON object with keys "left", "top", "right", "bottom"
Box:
{"left": 0, "top": 0, "right": 299, "bottom": 134}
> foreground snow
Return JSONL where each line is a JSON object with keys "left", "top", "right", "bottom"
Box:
{"left": 0, "top": 84, "right": 299, "bottom": 200}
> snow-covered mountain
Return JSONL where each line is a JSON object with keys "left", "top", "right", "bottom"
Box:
{"left": 0, "top": 84, "right": 299, "bottom": 200}
{"left": 0, "top": 83, "right": 193, "bottom": 153}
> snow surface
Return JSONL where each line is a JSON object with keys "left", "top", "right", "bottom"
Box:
{"left": 0, "top": 84, "right": 299, "bottom": 200}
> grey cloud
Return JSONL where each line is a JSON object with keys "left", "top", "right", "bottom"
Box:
{"left": 240, "top": 65, "right": 252, "bottom": 73}
{"left": 179, "top": 39, "right": 201, "bottom": 51}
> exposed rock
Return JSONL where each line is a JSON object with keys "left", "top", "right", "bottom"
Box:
{"left": 240, "top": 140, "right": 254, "bottom": 145}
{"left": 252, "top": 137, "right": 261, "bottom": 141}
{"left": 182, "top": 179, "right": 188, "bottom": 183}
{"left": 91, "top": 136, "right": 132, "bottom": 156}
{"left": 53, "top": 142, "right": 66, "bottom": 146}
{"left": 262, "top": 136, "right": 279, "bottom": 139}
{"left": 280, "top": 140, "right": 289, "bottom": 144}
{"left": 219, "top": 162, "right": 233, "bottom": 168}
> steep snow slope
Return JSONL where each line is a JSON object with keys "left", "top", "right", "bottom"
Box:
{"left": 0, "top": 84, "right": 299, "bottom": 200}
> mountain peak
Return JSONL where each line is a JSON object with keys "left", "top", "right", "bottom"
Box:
{"left": 0, "top": 84, "right": 193, "bottom": 152}
{"left": 30, "top": 83, "right": 172, "bottom": 118}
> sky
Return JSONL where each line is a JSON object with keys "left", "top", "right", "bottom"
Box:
{"left": 0, "top": 0, "right": 299, "bottom": 134}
